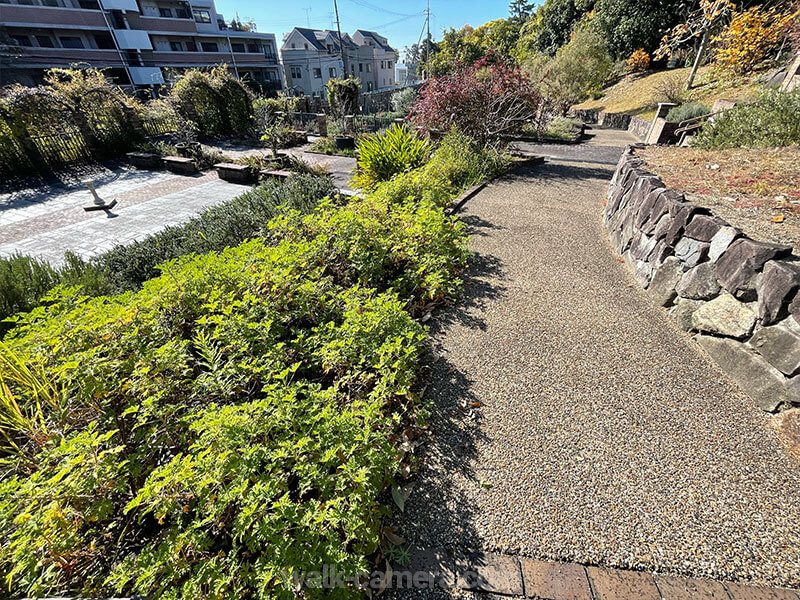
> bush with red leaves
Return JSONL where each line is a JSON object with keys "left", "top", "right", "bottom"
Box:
{"left": 409, "top": 58, "right": 543, "bottom": 144}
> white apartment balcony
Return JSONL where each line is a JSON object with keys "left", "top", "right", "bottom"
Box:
{"left": 114, "top": 29, "right": 153, "bottom": 49}
{"left": 99, "top": 0, "right": 139, "bottom": 11}
{"left": 128, "top": 66, "right": 165, "bottom": 85}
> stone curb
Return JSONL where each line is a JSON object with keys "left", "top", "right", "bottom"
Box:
{"left": 402, "top": 549, "right": 800, "bottom": 599}
{"left": 604, "top": 144, "right": 800, "bottom": 415}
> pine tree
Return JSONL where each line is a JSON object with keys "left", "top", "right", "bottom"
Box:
{"left": 509, "top": 0, "right": 533, "bottom": 20}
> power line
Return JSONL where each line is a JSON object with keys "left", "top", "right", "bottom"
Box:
{"left": 346, "top": 0, "right": 416, "bottom": 18}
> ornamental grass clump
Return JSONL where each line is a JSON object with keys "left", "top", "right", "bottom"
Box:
{"left": 351, "top": 124, "right": 431, "bottom": 191}
{"left": 0, "top": 129, "right": 501, "bottom": 599}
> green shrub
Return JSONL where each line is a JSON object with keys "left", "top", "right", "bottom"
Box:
{"left": 351, "top": 124, "right": 431, "bottom": 191}
{"left": 390, "top": 87, "right": 417, "bottom": 114}
{"left": 309, "top": 136, "right": 357, "bottom": 157}
{"left": 665, "top": 102, "right": 711, "bottom": 123}
{"left": 694, "top": 90, "right": 800, "bottom": 149}
{"left": 369, "top": 128, "right": 509, "bottom": 208}
{"left": 0, "top": 129, "right": 493, "bottom": 598}
{"left": 99, "top": 174, "right": 337, "bottom": 291}
{"left": 544, "top": 116, "right": 583, "bottom": 140}
{"left": 0, "top": 252, "right": 110, "bottom": 334}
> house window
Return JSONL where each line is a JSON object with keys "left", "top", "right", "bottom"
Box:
{"left": 201, "top": 41, "right": 218, "bottom": 52}
{"left": 231, "top": 42, "right": 245, "bottom": 52}
{"left": 158, "top": 7, "right": 172, "bottom": 17}
{"left": 175, "top": 7, "right": 189, "bottom": 17}
{"left": 169, "top": 40, "right": 183, "bottom": 51}
{"left": 185, "top": 39, "right": 198, "bottom": 51}
{"left": 387, "top": 60, "right": 392, "bottom": 68}
{"left": 359, "top": 63, "right": 363, "bottom": 72}
{"left": 41, "top": 0, "right": 60, "bottom": 6}
{"left": 77, "top": 0, "right": 99, "bottom": 8}
{"left": 351, "top": 64, "right": 354, "bottom": 73}
{"left": 247, "top": 42, "right": 259, "bottom": 52}
{"left": 304, "top": 43, "right": 309, "bottom": 49}
{"left": 11, "top": 35, "right": 32, "bottom": 47}
{"left": 291, "top": 42, "right": 296, "bottom": 48}
{"left": 313, "top": 68, "right": 321, "bottom": 78}
{"left": 290, "top": 66, "right": 302, "bottom": 78}
{"left": 367, "top": 82, "right": 373, "bottom": 91}
{"left": 380, "top": 60, "right": 384, "bottom": 68}
{"left": 59, "top": 36, "right": 84, "bottom": 49}
{"left": 192, "top": 9, "right": 211, "bottom": 23}
{"left": 328, "top": 67, "right": 336, "bottom": 78}
{"left": 366, "top": 63, "right": 371, "bottom": 72}
{"left": 36, "top": 35, "right": 55, "bottom": 47}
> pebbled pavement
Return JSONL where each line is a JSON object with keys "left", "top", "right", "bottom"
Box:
{"left": 393, "top": 129, "right": 800, "bottom": 594}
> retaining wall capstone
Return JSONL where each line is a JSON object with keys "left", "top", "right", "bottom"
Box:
{"left": 606, "top": 145, "right": 800, "bottom": 412}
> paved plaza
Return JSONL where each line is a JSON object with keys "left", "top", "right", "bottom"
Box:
{"left": 0, "top": 148, "right": 356, "bottom": 266}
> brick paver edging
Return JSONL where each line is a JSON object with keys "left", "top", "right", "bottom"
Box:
{"left": 406, "top": 549, "right": 799, "bottom": 599}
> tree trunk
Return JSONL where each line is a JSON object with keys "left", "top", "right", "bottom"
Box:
{"left": 687, "top": 28, "right": 710, "bottom": 90}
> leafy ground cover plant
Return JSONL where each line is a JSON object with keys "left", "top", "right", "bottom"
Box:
{"left": 694, "top": 89, "right": 800, "bottom": 149}
{"left": 350, "top": 124, "right": 431, "bottom": 191}
{"left": 0, "top": 129, "right": 501, "bottom": 599}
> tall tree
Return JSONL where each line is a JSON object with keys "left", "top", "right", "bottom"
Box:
{"left": 591, "top": 0, "right": 692, "bottom": 59}
{"left": 655, "top": 0, "right": 733, "bottom": 89}
{"left": 509, "top": 0, "right": 534, "bottom": 20}
{"left": 534, "top": 0, "right": 582, "bottom": 55}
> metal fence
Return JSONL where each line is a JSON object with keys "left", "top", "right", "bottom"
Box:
{"left": 285, "top": 111, "right": 320, "bottom": 135}
{"left": 29, "top": 129, "right": 92, "bottom": 166}
{"left": 354, "top": 114, "right": 398, "bottom": 133}
{"left": 141, "top": 115, "right": 179, "bottom": 136}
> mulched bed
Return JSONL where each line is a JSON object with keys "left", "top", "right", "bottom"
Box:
{"left": 639, "top": 146, "right": 800, "bottom": 253}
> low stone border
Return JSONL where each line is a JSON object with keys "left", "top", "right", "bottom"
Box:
{"left": 399, "top": 548, "right": 799, "bottom": 599}
{"left": 606, "top": 145, "right": 800, "bottom": 412}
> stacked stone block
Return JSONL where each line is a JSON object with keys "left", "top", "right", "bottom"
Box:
{"left": 606, "top": 146, "right": 800, "bottom": 412}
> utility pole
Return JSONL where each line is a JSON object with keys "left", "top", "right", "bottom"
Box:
{"left": 302, "top": 7, "right": 312, "bottom": 27}
{"left": 332, "top": 0, "right": 349, "bottom": 77}
{"left": 424, "top": 0, "right": 430, "bottom": 80}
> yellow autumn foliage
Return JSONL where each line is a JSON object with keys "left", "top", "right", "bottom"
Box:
{"left": 713, "top": 5, "right": 799, "bottom": 74}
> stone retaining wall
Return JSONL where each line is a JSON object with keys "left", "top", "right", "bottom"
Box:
{"left": 570, "top": 109, "right": 651, "bottom": 141}
{"left": 606, "top": 145, "right": 800, "bottom": 412}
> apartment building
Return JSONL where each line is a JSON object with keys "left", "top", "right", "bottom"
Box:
{"left": 280, "top": 26, "right": 397, "bottom": 98}
{"left": 0, "top": 0, "right": 284, "bottom": 92}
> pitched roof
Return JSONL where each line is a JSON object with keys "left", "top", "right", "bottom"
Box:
{"left": 291, "top": 27, "right": 326, "bottom": 51}
{"left": 354, "top": 29, "right": 395, "bottom": 52}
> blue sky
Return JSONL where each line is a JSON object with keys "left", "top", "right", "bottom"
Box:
{"left": 213, "top": 0, "right": 514, "bottom": 62}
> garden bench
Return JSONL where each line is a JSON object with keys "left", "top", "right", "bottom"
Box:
{"left": 259, "top": 169, "right": 291, "bottom": 182}
{"left": 126, "top": 151, "right": 161, "bottom": 170}
{"left": 214, "top": 162, "right": 256, "bottom": 184}
{"left": 162, "top": 156, "right": 198, "bottom": 175}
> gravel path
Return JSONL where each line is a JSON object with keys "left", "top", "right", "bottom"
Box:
{"left": 395, "top": 129, "right": 800, "bottom": 591}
